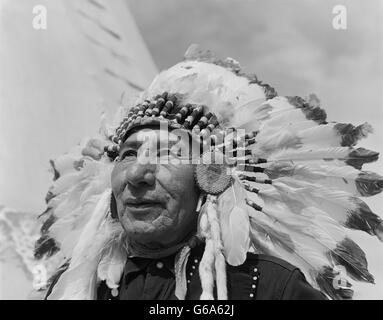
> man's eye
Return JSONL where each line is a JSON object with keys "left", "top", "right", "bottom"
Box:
{"left": 120, "top": 150, "right": 137, "bottom": 160}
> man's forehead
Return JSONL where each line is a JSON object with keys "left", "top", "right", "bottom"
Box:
{"left": 122, "top": 127, "right": 187, "bottom": 147}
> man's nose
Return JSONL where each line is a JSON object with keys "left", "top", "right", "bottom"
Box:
{"left": 125, "top": 161, "right": 156, "bottom": 188}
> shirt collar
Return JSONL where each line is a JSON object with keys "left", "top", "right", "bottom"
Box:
{"left": 124, "top": 253, "right": 177, "bottom": 276}
{"left": 123, "top": 243, "right": 206, "bottom": 277}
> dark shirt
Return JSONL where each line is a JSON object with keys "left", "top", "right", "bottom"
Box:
{"left": 97, "top": 244, "right": 327, "bottom": 300}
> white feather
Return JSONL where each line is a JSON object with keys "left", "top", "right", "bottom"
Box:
{"left": 47, "top": 189, "right": 113, "bottom": 300}
{"left": 97, "top": 230, "right": 127, "bottom": 290}
{"left": 217, "top": 178, "right": 250, "bottom": 266}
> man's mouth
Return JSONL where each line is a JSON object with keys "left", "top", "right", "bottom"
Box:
{"left": 125, "top": 202, "right": 162, "bottom": 208}
{"left": 123, "top": 198, "right": 163, "bottom": 217}
{"left": 124, "top": 198, "right": 162, "bottom": 205}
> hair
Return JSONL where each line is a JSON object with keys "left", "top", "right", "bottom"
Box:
{"left": 110, "top": 192, "right": 119, "bottom": 219}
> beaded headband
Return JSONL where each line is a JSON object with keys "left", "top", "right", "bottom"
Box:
{"left": 104, "top": 92, "right": 221, "bottom": 157}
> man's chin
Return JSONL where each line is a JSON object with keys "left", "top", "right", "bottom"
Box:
{"left": 119, "top": 218, "right": 168, "bottom": 240}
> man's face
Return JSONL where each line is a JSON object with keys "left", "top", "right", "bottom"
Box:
{"left": 111, "top": 127, "right": 200, "bottom": 248}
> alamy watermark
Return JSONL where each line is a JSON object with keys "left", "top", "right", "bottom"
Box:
{"left": 32, "top": 5, "right": 47, "bottom": 30}
{"left": 332, "top": 5, "right": 347, "bottom": 30}
{"left": 118, "top": 122, "right": 248, "bottom": 168}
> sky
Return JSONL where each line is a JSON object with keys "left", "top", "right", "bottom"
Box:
{"left": 128, "top": 0, "right": 382, "bottom": 140}
{"left": 0, "top": 0, "right": 382, "bottom": 299}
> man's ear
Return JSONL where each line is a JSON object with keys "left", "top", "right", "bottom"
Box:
{"left": 110, "top": 192, "right": 118, "bottom": 219}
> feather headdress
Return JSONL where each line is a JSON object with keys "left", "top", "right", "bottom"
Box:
{"left": 34, "top": 45, "right": 383, "bottom": 300}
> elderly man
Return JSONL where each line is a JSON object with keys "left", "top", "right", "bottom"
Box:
{"left": 104, "top": 124, "right": 326, "bottom": 300}
{"left": 36, "top": 47, "right": 382, "bottom": 300}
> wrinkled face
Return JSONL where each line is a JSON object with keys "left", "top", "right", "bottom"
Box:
{"left": 111, "top": 127, "right": 200, "bottom": 248}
